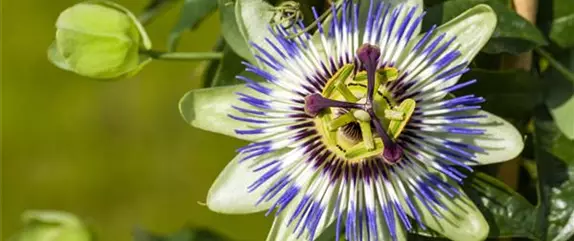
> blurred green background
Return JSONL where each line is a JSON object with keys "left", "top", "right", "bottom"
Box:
{"left": 1, "top": 1, "right": 269, "bottom": 240}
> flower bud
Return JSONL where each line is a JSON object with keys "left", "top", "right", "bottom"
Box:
{"left": 48, "top": 1, "right": 152, "bottom": 79}
{"left": 10, "top": 210, "right": 92, "bottom": 241}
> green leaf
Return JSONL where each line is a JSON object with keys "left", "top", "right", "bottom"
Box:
{"left": 534, "top": 109, "right": 574, "bottom": 241}
{"left": 209, "top": 46, "right": 246, "bottom": 87}
{"left": 543, "top": 49, "right": 574, "bottom": 140}
{"left": 463, "top": 172, "right": 541, "bottom": 239}
{"left": 313, "top": 224, "right": 339, "bottom": 241}
{"left": 218, "top": 0, "right": 255, "bottom": 63}
{"left": 201, "top": 37, "right": 226, "bottom": 87}
{"left": 179, "top": 84, "right": 263, "bottom": 141}
{"left": 167, "top": 0, "right": 218, "bottom": 51}
{"left": 549, "top": 0, "right": 574, "bottom": 48}
{"left": 423, "top": 0, "right": 547, "bottom": 54}
{"left": 454, "top": 69, "right": 543, "bottom": 119}
{"left": 133, "top": 227, "right": 230, "bottom": 241}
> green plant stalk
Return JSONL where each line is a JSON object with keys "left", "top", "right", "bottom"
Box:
{"left": 535, "top": 47, "right": 574, "bottom": 84}
{"left": 138, "top": 0, "right": 177, "bottom": 25}
{"left": 142, "top": 50, "right": 223, "bottom": 61}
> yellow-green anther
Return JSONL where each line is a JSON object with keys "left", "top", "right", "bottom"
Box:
{"left": 345, "top": 138, "right": 384, "bottom": 161}
{"left": 336, "top": 83, "right": 359, "bottom": 102}
{"left": 322, "top": 64, "right": 354, "bottom": 97}
{"left": 359, "top": 120, "right": 375, "bottom": 150}
{"left": 384, "top": 109, "right": 404, "bottom": 121}
{"left": 378, "top": 67, "right": 399, "bottom": 82}
{"left": 328, "top": 112, "right": 355, "bottom": 131}
{"left": 388, "top": 98, "right": 416, "bottom": 139}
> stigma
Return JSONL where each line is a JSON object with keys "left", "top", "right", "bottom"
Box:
{"left": 303, "top": 44, "right": 414, "bottom": 164}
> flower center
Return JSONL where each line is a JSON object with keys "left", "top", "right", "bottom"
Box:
{"left": 304, "top": 44, "right": 416, "bottom": 164}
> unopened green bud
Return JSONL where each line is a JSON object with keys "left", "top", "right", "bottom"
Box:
{"left": 48, "top": 1, "right": 152, "bottom": 79}
{"left": 10, "top": 210, "right": 92, "bottom": 241}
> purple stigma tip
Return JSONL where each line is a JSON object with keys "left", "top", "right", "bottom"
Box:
{"left": 357, "top": 44, "right": 381, "bottom": 67}
{"left": 357, "top": 44, "right": 381, "bottom": 103}
{"left": 382, "top": 146, "right": 403, "bottom": 164}
{"left": 304, "top": 93, "right": 326, "bottom": 117}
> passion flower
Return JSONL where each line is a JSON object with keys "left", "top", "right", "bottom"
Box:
{"left": 180, "top": 0, "right": 524, "bottom": 240}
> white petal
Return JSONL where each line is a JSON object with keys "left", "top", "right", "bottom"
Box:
{"left": 393, "top": 5, "right": 496, "bottom": 101}
{"left": 472, "top": 110, "right": 524, "bottom": 164}
{"left": 206, "top": 153, "right": 274, "bottom": 214}
{"left": 452, "top": 110, "right": 523, "bottom": 165}
{"left": 386, "top": 0, "right": 424, "bottom": 34}
{"left": 179, "top": 84, "right": 259, "bottom": 142}
{"left": 434, "top": 4, "right": 497, "bottom": 91}
{"left": 265, "top": 193, "right": 336, "bottom": 241}
{"left": 400, "top": 182, "right": 489, "bottom": 241}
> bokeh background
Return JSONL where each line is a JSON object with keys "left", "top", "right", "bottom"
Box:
{"left": 2, "top": 1, "right": 269, "bottom": 240}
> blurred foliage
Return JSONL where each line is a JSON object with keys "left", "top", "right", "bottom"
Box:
{"left": 1, "top": 0, "right": 267, "bottom": 241}
{"left": 463, "top": 173, "right": 540, "bottom": 239}
{"left": 455, "top": 69, "right": 543, "bottom": 120}
{"left": 9, "top": 211, "right": 93, "bottom": 241}
{"left": 168, "top": 0, "right": 218, "bottom": 51}
{"left": 548, "top": 0, "right": 574, "bottom": 48}
{"left": 133, "top": 226, "right": 230, "bottom": 241}
{"left": 423, "top": 0, "right": 548, "bottom": 54}
{"left": 534, "top": 109, "right": 574, "bottom": 241}
{"left": 4, "top": 0, "right": 574, "bottom": 240}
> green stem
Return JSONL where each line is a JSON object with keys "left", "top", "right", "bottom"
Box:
{"left": 535, "top": 47, "right": 574, "bottom": 84}
{"left": 142, "top": 50, "right": 223, "bottom": 61}
{"left": 138, "top": 0, "right": 177, "bottom": 25}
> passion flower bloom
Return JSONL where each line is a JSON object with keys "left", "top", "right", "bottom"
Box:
{"left": 179, "top": 0, "right": 524, "bottom": 240}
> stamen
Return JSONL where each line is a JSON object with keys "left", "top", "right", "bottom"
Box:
{"left": 384, "top": 109, "right": 404, "bottom": 120}
{"left": 328, "top": 112, "right": 356, "bottom": 131}
{"left": 388, "top": 98, "right": 416, "bottom": 139}
{"left": 304, "top": 93, "right": 363, "bottom": 117}
{"left": 358, "top": 120, "right": 374, "bottom": 150}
